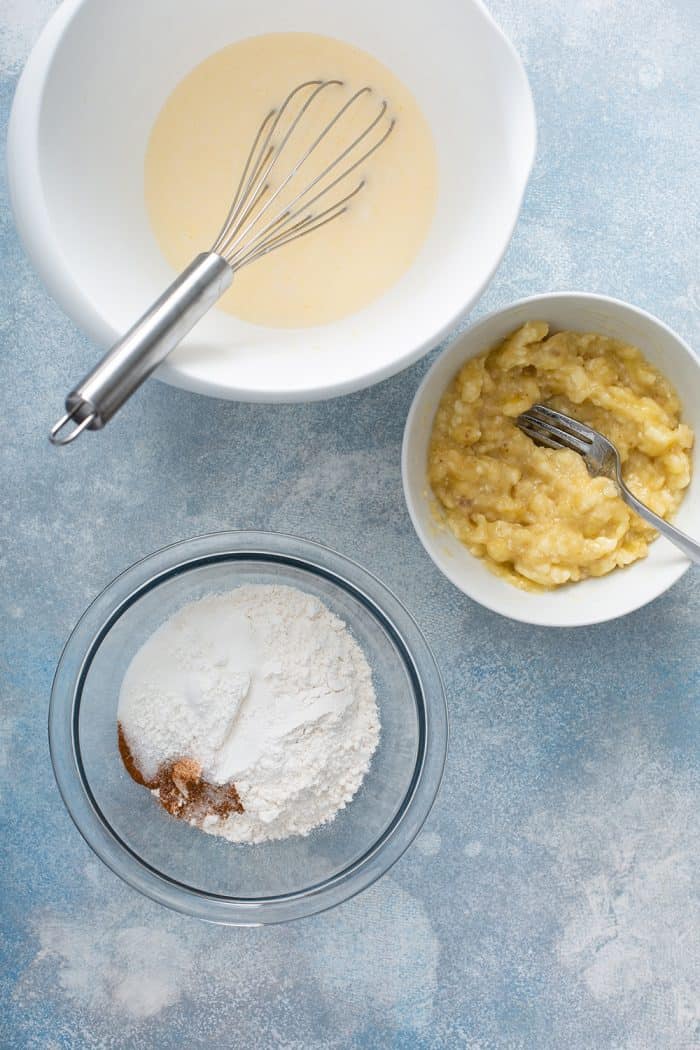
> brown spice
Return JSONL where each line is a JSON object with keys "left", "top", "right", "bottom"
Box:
{"left": 117, "top": 723, "right": 244, "bottom": 822}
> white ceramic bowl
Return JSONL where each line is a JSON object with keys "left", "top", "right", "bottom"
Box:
{"left": 402, "top": 293, "right": 699, "bottom": 627}
{"left": 8, "top": 0, "right": 535, "bottom": 403}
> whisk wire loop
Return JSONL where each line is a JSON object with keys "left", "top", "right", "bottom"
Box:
{"left": 226, "top": 102, "right": 394, "bottom": 271}
{"left": 212, "top": 79, "right": 395, "bottom": 271}
{"left": 214, "top": 79, "right": 334, "bottom": 256}
{"left": 233, "top": 181, "right": 367, "bottom": 270}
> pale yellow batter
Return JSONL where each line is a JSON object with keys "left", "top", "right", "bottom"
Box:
{"left": 145, "top": 33, "right": 437, "bottom": 328}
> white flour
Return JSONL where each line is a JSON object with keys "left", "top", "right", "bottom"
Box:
{"left": 117, "top": 585, "right": 380, "bottom": 843}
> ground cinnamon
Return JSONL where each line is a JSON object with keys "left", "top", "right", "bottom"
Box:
{"left": 118, "top": 723, "right": 244, "bottom": 822}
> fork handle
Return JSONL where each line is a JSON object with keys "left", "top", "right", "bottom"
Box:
{"left": 619, "top": 482, "right": 700, "bottom": 564}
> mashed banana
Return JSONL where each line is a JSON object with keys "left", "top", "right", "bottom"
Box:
{"left": 428, "top": 322, "right": 693, "bottom": 589}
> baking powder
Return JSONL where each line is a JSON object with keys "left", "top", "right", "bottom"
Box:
{"left": 117, "top": 585, "right": 380, "bottom": 843}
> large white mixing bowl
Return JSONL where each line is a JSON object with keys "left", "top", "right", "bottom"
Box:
{"left": 8, "top": 0, "right": 535, "bottom": 402}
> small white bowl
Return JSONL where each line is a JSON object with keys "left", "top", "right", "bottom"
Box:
{"left": 402, "top": 293, "right": 699, "bottom": 627}
{"left": 7, "top": 0, "right": 535, "bottom": 403}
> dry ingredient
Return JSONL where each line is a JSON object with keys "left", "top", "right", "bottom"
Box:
{"left": 117, "top": 585, "right": 380, "bottom": 843}
{"left": 117, "top": 726, "right": 244, "bottom": 821}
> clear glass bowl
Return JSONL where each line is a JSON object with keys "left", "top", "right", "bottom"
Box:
{"left": 49, "top": 532, "right": 447, "bottom": 925}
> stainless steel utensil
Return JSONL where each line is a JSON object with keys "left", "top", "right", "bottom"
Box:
{"left": 50, "top": 80, "right": 394, "bottom": 445}
{"left": 517, "top": 402, "right": 700, "bottom": 564}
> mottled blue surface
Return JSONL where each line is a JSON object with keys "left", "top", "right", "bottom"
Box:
{"left": 2, "top": 2, "right": 699, "bottom": 1047}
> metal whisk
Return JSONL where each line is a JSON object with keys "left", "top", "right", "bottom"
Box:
{"left": 50, "top": 80, "right": 394, "bottom": 445}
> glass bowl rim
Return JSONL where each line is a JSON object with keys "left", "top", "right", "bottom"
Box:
{"left": 49, "top": 530, "right": 448, "bottom": 925}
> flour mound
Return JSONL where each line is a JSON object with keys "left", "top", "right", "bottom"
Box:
{"left": 117, "top": 585, "right": 380, "bottom": 844}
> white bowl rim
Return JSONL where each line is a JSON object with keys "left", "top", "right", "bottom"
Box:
{"left": 6, "top": 0, "right": 537, "bottom": 403}
{"left": 402, "top": 290, "right": 697, "bottom": 627}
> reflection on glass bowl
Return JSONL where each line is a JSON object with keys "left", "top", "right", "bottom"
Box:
{"left": 49, "top": 531, "right": 447, "bottom": 925}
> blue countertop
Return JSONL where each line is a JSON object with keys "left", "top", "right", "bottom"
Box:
{"left": 2, "top": 1, "right": 698, "bottom": 1047}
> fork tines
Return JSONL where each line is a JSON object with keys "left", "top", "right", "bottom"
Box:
{"left": 516, "top": 403, "right": 594, "bottom": 454}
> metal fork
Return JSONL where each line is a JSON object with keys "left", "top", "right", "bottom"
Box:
{"left": 517, "top": 403, "right": 700, "bottom": 564}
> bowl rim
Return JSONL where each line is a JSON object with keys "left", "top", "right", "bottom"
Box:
{"left": 49, "top": 530, "right": 448, "bottom": 925}
{"left": 7, "top": 0, "right": 537, "bottom": 403}
{"left": 401, "top": 291, "right": 697, "bottom": 627}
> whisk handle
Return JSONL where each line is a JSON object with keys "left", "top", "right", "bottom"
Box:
{"left": 49, "top": 252, "right": 232, "bottom": 445}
